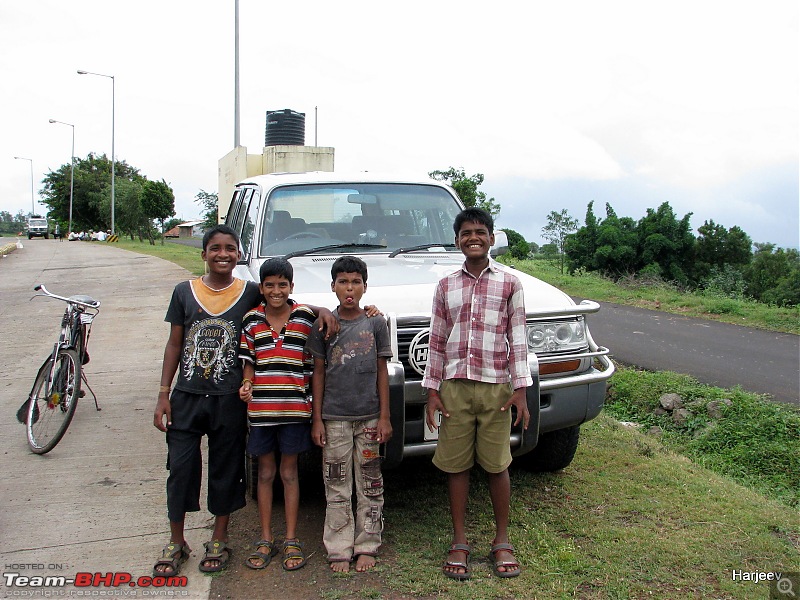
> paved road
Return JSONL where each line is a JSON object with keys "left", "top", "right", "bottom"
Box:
{"left": 586, "top": 302, "right": 799, "bottom": 406}
{"left": 0, "top": 239, "right": 211, "bottom": 599}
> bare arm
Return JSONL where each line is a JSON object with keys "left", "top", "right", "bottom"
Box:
{"left": 153, "top": 324, "right": 183, "bottom": 432}
{"left": 239, "top": 362, "right": 254, "bottom": 402}
{"left": 376, "top": 356, "right": 392, "bottom": 443}
{"left": 310, "top": 357, "right": 327, "bottom": 446}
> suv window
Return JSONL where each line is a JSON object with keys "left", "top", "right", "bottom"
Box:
{"left": 257, "top": 183, "right": 462, "bottom": 257}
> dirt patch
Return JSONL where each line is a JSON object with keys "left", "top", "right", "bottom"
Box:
{"left": 210, "top": 480, "right": 419, "bottom": 600}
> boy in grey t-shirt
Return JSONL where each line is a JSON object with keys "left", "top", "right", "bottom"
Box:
{"left": 308, "top": 256, "right": 392, "bottom": 573}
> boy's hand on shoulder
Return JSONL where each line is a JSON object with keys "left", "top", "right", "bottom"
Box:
{"left": 317, "top": 307, "right": 339, "bottom": 340}
{"left": 311, "top": 420, "right": 326, "bottom": 447}
{"left": 364, "top": 305, "right": 382, "bottom": 317}
{"left": 377, "top": 416, "right": 392, "bottom": 443}
{"left": 153, "top": 394, "right": 171, "bottom": 432}
{"left": 502, "top": 388, "right": 530, "bottom": 430}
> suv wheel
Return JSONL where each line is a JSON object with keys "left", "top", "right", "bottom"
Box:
{"left": 516, "top": 425, "right": 580, "bottom": 472}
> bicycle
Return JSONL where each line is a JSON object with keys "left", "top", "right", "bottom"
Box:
{"left": 16, "top": 284, "right": 102, "bottom": 454}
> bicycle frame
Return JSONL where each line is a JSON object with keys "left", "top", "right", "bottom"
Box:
{"left": 32, "top": 284, "right": 101, "bottom": 410}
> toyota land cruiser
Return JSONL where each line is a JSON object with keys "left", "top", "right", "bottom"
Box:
{"left": 226, "top": 172, "right": 614, "bottom": 471}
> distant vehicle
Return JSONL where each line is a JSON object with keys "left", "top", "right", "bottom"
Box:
{"left": 27, "top": 216, "right": 49, "bottom": 240}
{"left": 225, "top": 171, "right": 615, "bottom": 472}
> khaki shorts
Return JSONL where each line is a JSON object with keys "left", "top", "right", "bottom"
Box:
{"left": 432, "top": 379, "right": 513, "bottom": 474}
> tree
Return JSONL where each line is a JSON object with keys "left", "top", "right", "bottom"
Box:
{"left": 541, "top": 209, "right": 578, "bottom": 273}
{"left": 195, "top": 190, "right": 219, "bottom": 231}
{"left": 636, "top": 202, "right": 695, "bottom": 285}
{"left": 40, "top": 153, "right": 145, "bottom": 233}
{"left": 141, "top": 179, "right": 175, "bottom": 245}
{"left": 0, "top": 210, "right": 27, "bottom": 235}
{"left": 113, "top": 178, "right": 145, "bottom": 240}
{"left": 694, "top": 219, "right": 753, "bottom": 281}
{"left": 744, "top": 244, "right": 800, "bottom": 306}
{"left": 429, "top": 168, "right": 501, "bottom": 217}
{"left": 501, "top": 228, "right": 525, "bottom": 248}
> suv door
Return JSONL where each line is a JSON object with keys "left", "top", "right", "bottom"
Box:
{"left": 227, "top": 185, "right": 260, "bottom": 262}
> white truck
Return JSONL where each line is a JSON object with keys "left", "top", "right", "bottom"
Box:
{"left": 27, "top": 216, "right": 49, "bottom": 239}
{"left": 226, "top": 171, "right": 614, "bottom": 471}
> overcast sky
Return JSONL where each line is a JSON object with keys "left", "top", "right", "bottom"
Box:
{"left": 2, "top": 1, "right": 797, "bottom": 248}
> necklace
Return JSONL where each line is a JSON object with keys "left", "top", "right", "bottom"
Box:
{"left": 201, "top": 276, "right": 235, "bottom": 292}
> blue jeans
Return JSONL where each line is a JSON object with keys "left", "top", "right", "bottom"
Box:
{"left": 321, "top": 419, "right": 384, "bottom": 561}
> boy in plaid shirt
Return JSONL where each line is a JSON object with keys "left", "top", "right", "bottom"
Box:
{"left": 423, "top": 207, "right": 532, "bottom": 580}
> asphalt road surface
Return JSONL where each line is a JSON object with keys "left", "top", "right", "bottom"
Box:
{"left": 586, "top": 301, "right": 799, "bottom": 406}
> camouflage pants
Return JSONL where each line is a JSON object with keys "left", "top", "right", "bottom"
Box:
{"left": 321, "top": 419, "right": 384, "bottom": 561}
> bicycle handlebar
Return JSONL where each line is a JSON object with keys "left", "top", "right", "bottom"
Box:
{"left": 32, "top": 284, "right": 101, "bottom": 311}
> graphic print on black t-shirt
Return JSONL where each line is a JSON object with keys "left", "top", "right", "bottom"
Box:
{"left": 182, "top": 316, "right": 238, "bottom": 384}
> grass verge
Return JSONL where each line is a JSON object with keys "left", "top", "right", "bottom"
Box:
{"left": 113, "top": 238, "right": 205, "bottom": 276}
{"left": 502, "top": 257, "right": 800, "bottom": 335}
{"left": 606, "top": 366, "right": 800, "bottom": 508}
{"left": 384, "top": 414, "right": 799, "bottom": 599}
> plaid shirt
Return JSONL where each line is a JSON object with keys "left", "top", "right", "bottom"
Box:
{"left": 422, "top": 260, "right": 532, "bottom": 391}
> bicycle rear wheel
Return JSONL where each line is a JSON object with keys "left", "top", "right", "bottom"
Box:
{"left": 26, "top": 348, "right": 81, "bottom": 454}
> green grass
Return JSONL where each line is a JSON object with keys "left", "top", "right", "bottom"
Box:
{"left": 605, "top": 366, "right": 800, "bottom": 508}
{"left": 384, "top": 414, "right": 799, "bottom": 599}
{"left": 113, "top": 237, "right": 205, "bottom": 276}
{"left": 502, "top": 257, "right": 800, "bottom": 334}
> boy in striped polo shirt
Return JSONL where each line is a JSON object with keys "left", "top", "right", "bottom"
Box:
{"left": 238, "top": 257, "right": 317, "bottom": 571}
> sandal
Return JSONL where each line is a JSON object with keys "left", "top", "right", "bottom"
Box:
{"left": 199, "top": 540, "right": 232, "bottom": 573}
{"left": 442, "top": 543, "right": 471, "bottom": 581}
{"left": 152, "top": 541, "right": 191, "bottom": 577}
{"left": 489, "top": 542, "right": 521, "bottom": 578}
{"left": 245, "top": 539, "right": 278, "bottom": 570}
{"left": 282, "top": 538, "right": 307, "bottom": 571}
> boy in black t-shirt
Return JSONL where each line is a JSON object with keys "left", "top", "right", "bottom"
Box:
{"left": 152, "top": 225, "right": 260, "bottom": 576}
{"left": 151, "top": 225, "right": 338, "bottom": 577}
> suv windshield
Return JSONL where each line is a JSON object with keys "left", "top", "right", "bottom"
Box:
{"left": 29, "top": 219, "right": 47, "bottom": 228}
{"left": 258, "top": 183, "right": 462, "bottom": 257}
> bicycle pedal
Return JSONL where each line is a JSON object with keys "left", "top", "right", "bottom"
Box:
{"left": 79, "top": 390, "right": 86, "bottom": 398}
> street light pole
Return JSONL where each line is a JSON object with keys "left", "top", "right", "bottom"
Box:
{"left": 14, "top": 156, "right": 35, "bottom": 214}
{"left": 77, "top": 70, "right": 115, "bottom": 234}
{"left": 49, "top": 119, "right": 75, "bottom": 235}
{"left": 234, "top": 0, "right": 240, "bottom": 148}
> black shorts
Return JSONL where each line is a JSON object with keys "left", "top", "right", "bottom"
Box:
{"left": 165, "top": 389, "right": 247, "bottom": 522}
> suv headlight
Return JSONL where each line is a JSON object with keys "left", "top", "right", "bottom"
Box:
{"left": 526, "top": 319, "right": 586, "bottom": 353}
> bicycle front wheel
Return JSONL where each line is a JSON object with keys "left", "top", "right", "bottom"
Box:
{"left": 26, "top": 348, "right": 82, "bottom": 454}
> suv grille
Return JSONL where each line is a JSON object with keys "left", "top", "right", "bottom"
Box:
{"left": 396, "top": 318, "right": 429, "bottom": 380}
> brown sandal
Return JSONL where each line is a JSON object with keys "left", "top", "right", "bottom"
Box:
{"left": 282, "top": 539, "right": 307, "bottom": 571}
{"left": 152, "top": 542, "right": 191, "bottom": 577}
{"left": 442, "top": 543, "right": 471, "bottom": 580}
{"left": 489, "top": 542, "right": 521, "bottom": 578}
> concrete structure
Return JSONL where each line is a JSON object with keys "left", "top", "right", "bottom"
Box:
{"left": 217, "top": 145, "right": 334, "bottom": 222}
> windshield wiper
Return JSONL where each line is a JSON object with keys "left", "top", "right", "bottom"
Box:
{"left": 282, "top": 243, "right": 387, "bottom": 260}
{"left": 388, "top": 243, "right": 456, "bottom": 258}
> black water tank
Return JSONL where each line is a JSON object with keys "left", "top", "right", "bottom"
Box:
{"left": 265, "top": 109, "right": 305, "bottom": 146}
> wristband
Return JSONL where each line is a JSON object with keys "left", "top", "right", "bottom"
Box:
{"left": 241, "top": 378, "right": 252, "bottom": 387}
{"left": 159, "top": 385, "right": 170, "bottom": 393}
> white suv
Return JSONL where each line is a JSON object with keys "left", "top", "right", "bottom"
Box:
{"left": 226, "top": 171, "right": 614, "bottom": 471}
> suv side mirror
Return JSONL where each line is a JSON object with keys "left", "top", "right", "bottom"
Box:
{"left": 491, "top": 230, "right": 509, "bottom": 257}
